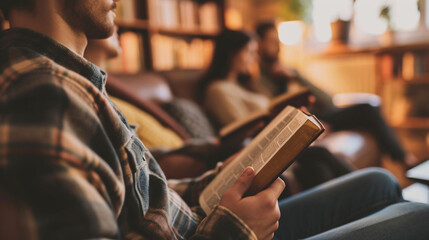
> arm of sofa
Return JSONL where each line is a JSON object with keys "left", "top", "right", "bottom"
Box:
{"left": 107, "top": 74, "right": 191, "bottom": 140}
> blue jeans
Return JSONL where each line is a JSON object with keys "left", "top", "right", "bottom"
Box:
{"left": 274, "top": 168, "right": 429, "bottom": 240}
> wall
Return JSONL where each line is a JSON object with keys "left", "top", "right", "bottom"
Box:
{"left": 300, "top": 53, "right": 377, "bottom": 95}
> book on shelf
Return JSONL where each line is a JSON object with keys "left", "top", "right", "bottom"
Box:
{"left": 219, "top": 88, "right": 313, "bottom": 141}
{"left": 179, "top": 0, "right": 198, "bottom": 30}
{"left": 379, "top": 54, "right": 394, "bottom": 80}
{"left": 151, "top": 34, "right": 175, "bottom": 70}
{"left": 198, "top": 1, "right": 219, "bottom": 33}
{"left": 159, "top": 0, "right": 179, "bottom": 29}
{"left": 199, "top": 105, "right": 325, "bottom": 214}
{"left": 116, "top": 0, "right": 137, "bottom": 22}
{"left": 402, "top": 52, "right": 415, "bottom": 81}
{"left": 148, "top": 0, "right": 177, "bottom": 28}
{"left": 402, "top": 51, "right": 429, "bottom": 81}
{"left": 149, "top": 0, "right": 219, "bottom": 32}
{"left": 107, "top": 31, "right": 144, "bottom": 74}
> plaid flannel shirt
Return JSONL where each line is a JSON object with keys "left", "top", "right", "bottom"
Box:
{"left": 0, "top": 28, "right": 256, "bottom": 240}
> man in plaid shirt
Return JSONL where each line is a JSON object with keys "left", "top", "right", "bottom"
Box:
{"left": 1, "top": 0, "right": 429, "bottom": 240}
{"left": 0, "top": 0, "right": 284, "bottom": 239}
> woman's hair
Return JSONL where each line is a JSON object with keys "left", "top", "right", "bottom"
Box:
{"left": 199, "top": 29, "right": 255, "bottom": 99}
{"left": 0, "top": 0, "right": 34, "bottom": 20}
{"left": 255, "top": 21, "right": 276, "bottom": 39}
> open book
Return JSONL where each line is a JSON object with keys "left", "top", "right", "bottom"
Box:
{"left": 219, "top": 88, "right": 312, "bottom": 142}
{"left": 199, "top": 106, "right": 324, "bottom": 214}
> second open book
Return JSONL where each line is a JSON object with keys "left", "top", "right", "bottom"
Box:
{"left": 199, "top": 106, "right": 324, "bottom": 214}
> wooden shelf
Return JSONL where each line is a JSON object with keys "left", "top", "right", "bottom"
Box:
{"left": 116, "top": 19, "right": 149, "bottom": 31}
{"left": 151, "top": 27, "right": 219, "bottom": 38}
{"left": 309, "top": 38, "right": 429, "bottom": 58}
{"left": 115, "top": 20, "right": 220, "bottom": 38}
{"left": 382, "top": 76, "right": 429, "bottom": 84}
{"left": 405, "top": 74, "right": 429, "bottom": 83}
{"left": 391, "top": 117, "right": 429, "bottom": 129}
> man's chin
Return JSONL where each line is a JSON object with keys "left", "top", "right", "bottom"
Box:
{"left": 86, "top": 25, "right": 115, "bottom": 40}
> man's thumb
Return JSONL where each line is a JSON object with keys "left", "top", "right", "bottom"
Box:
{"left": 229, "top": 167, "right": 255, "bottom": 199}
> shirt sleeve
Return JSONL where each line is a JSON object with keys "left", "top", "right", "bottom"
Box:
{"left": 192, "top": 205, "right": 258, "bottom": 240}
{"left": 0, "top": 74, "right": 123, "bottom": 239}
{"left": 168, "top": 162, "right": 222, "bottom": 207}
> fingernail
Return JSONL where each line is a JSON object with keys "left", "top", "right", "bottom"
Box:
{"left": 242, "top": 167, "right": 254, "bottom": 176}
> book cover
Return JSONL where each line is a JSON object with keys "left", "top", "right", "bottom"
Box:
{"left": 200, "top": 106, "right": 324, "bottom": 214}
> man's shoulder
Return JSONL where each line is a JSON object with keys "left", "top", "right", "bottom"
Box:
{"left": 1, "top": 46, "right": 57, "bottom": 77}
{"left": 0, "top": 46, "right": 93, "bottom": 99}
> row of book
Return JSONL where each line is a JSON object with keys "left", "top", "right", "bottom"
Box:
{"left": 150, "top": 0, "right": 219, "bottom": 32}
{"left": 106, "top": 30, "right": 215, "bottom": 72}
{"left": 116, "top": 0, "right": 220, "bottom": 33}
{"left": 379, "top": 51, "right": 429, "bottom": 81}
{"left": 115, "top": 0, "right": 138, "bottom": 22}
{"left": 151, "top": 34, "right": 214, "bottom": 70}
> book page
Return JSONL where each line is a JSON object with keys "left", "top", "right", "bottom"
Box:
{"left": 199, "top": 106, "right": 320, "bottom": 214}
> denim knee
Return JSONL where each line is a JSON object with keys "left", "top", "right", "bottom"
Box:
{"left": 356, "top": 167, "right": 398, "bottom": 186}
{"left": 355, "top": 167, "right": 403, "bottom": 200}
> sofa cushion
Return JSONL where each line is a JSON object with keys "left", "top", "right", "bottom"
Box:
{"left": 111, "top": 72, "right": 173, "bottom": 103}
{"left": 106, "top": 75, "right": 191, "bottom": 140}
{"left": 162, "top": 98, "right": 216, "bottom": 139}
{"left": 110, "top": 96, "right": 185, "bottom": 150}
{"left": 159, "top": 69, "right": 204, "bottom": 102}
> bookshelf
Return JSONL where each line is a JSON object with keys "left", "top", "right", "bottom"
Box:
{"left": 111, "top": 0, "right": 225, "bottom": 73}
{"left": 306, "top": 40, "right": 429, "bottom": 128}
{"left": 375, "top": 44, "right": 429, "bottom": 130}
{"left": 306, "top": 41, "right": 429, "bottom": 159}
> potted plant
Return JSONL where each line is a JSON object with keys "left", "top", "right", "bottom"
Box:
{"left": 378, "top": 4, "right": 394, "bottom": 45}
{"left": 330, "top": 19, "right": 351, "bottom": 43}
{"left": 330, "top": 0, "right": 355, "bottom": 44}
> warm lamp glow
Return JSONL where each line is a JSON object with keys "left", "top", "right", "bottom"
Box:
{"left": 313, "top": 0, "right": 353, "bottom": 22}
{"left": 278, "top": 21, "right": 304, "bottom": 46}
{"left": 314, "top": 21, "right": 332, "bottom": 42}
{"left": 225, "top": 8, "right": 243, "bottom": 30}
{"left": 391, "top": 0, "right": 420, "bottom": 31}
{"left": 355, "top": 0, "right": 390, "bottom": 35}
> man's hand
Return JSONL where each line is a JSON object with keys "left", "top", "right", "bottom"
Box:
{"left": 220, "top": 167, "right": 285, "bottom": 240}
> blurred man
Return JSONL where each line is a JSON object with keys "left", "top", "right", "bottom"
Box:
{"left": 0, "top": 1, "right": 284, "bottom": 239}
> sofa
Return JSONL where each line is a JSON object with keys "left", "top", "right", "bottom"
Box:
{"left": 107, "top": 70, "right": 381, "bottom": 178}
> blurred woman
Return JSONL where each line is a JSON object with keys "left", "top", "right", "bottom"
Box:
{"left": 201, "top": 29, "right": 270, "bottom": 127}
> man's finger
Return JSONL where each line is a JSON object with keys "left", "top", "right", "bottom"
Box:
{"left": 227, "top": 167, "right": 255, "bottom": 200}
{"left": 260, "top": 177, "right": 285, "bottom": 199}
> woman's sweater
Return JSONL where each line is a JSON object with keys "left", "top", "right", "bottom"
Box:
{"left": 204, "top": 80, "right": 270, "bottom": 126}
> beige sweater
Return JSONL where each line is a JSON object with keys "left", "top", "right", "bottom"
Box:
{"left": 204, "top": 80, "right": 270, "bottom": 126}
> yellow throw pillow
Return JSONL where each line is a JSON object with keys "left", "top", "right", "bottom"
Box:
{"left": 110, "top": 96, "right": 184, "bottom": 149}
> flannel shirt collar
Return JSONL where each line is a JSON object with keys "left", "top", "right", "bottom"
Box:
{"left": 0, "top": 27, "right": 106, "bottom": 91}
